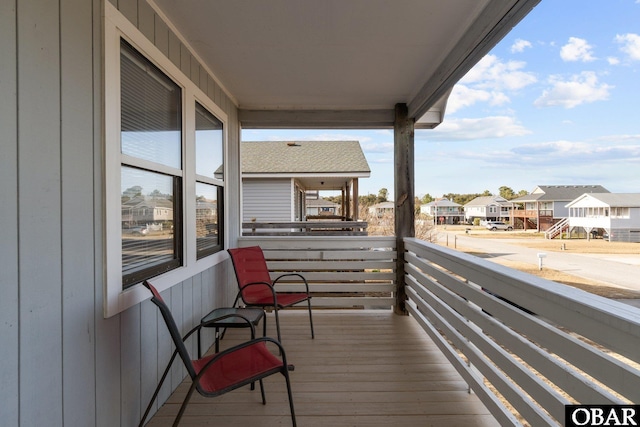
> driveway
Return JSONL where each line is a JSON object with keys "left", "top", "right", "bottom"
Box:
{"left": 437, "top": 231, "right": 640, "bottom": 294}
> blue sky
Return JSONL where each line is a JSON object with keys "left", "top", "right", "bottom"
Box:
{"left": 242, "top": 0, "right": 640, "bottom": 200}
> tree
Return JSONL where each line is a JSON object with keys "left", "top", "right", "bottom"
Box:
{"left": 377, "top": 188, "right": 388, "bottom": 203}
{"left": 420, "top": 194, "right": 434, "bottom": 204}
{"left": 358, "top": 194, "right": 377, "bottom": 207}
{"left": 499, "top": 186, "right": 517, "bottom": 200}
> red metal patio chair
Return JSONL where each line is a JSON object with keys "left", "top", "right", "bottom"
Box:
{"left": 139, "top": 280, "right": 296, "bottom": 427}
{"left": 228, "top": 246, "right": 315, "bottom": 343}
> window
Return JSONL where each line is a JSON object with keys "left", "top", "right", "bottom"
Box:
{"left": 104, "top": 3, "right": 228, "bottom": 316}
{"left": 120, "top": 40, "right": 183, "bottom": 288}
{"left": 195, "top": 102, "right": 224, "bottom": 258}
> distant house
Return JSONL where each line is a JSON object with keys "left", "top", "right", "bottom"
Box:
{"left": 121, "top": 196, "right": 173, "bottom": 226}
{"left": 420, "top": 199, "right": 464, "bottom": 225}
{"left": 306, "top": 197, "right": 340, "bottom": 217}
{"left": 511, "top": 185, "right": 609, "bottom": 231}
{"left": 463, "top": 196, "right": 513, "bottom": 224}
{"left": 368, "top": 201, "right": 395, "bottom": 218}
{"left": 241, "top": 140, "right": 370, "bottom": 223}
{"left": 566, "top": 193, "right": 640, "bottom": 242}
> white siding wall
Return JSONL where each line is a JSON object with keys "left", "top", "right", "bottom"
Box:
{"left": 243, "top": 179, "right": 294, "bottom": 222}
{"left": 0, "top": 0, "right": 241, "bottom": 425}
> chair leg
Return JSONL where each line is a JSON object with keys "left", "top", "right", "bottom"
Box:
{"left": 307, "top": 299, "right": 315, "bottom": 339}
{"left": 283, "top": 370, "right": 297, "bottom": 427}
{"left": 139, "top": 348, "right": 180, "bottom": 427}
{"left": 259, "top": 378, "right": 266, "bottom": 404}
{"left": 274, "top": 306, "right": 282, "bottom": 343}
{"left": 174, "top": 381, "right": 198, "bottom": 426}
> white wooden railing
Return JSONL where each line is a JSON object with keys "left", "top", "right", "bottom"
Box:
{"left": 235, "top": 235, "right": 640, "bottom": 425}
{"left": 544, "top": 217, "right": 569, "bottom": 239}
{"left": 237, "top": 236, "right": 396, "bottom": 309}
{"left": 404, "top": 237, "right": 640, "bottom": 426}
{"left": 242, "top": 221, "right": 368, "bottom": 236}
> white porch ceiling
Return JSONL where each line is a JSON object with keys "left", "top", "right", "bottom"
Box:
{"left": 151, "top": 0, "right": 539, "bottom": 128}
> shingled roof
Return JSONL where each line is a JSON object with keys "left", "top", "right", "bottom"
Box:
{"left": 512, "top": 185, "right": 610, "bottom": 202}
{"left": 242, "top": 141, "right": 370, "bottom": 175}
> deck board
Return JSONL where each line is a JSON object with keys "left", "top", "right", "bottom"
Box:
{"left": 145, "top": 310, "right": 499, "bottom": 427}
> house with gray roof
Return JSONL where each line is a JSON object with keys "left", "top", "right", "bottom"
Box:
{"left": 511, "top": 185, "right": 609, "bottom": 231}
{"left": 463, "top": 196, "right": 513, "bottom": 224}
{"left": 566, "top": 193, "right": 640, "bottom": 242}
{"left": 241, "top": 140, "right": 370, "bottom": 223}
{"left": 420, "top": 198, "right": 464, "bottom": 225}
{"left": 306, "top": 197, "right": 340, "bottom": 217}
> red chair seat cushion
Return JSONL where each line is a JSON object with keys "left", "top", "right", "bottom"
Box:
{"left": 192, "top": 342, "right": 283, "bottom": 394}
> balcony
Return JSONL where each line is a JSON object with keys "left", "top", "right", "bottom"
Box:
{"left": 146, "top": 236, "right": 640, "bottom": 426}
{"left": 242, "top": 221, "right": 369, "bottom": 237}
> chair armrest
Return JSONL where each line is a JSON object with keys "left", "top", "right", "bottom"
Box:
{"left": 239, "top": 281, "right": 279, "bottom": 304}
{"left": 273, "top": 273, "right": 311, "bottom": 294}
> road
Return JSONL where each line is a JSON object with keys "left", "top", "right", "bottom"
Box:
{"left": 435, "top": 231, "right": 640, "bottom": 293}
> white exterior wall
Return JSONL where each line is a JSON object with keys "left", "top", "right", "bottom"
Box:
{"left": 465, "top": 206, "right": 486, "bottom": 221}
{"left": 0, "top": 0, "right": 241, "bottom": 425}
{"left": 242, "top": 178, "right": 294, "bottom": 222}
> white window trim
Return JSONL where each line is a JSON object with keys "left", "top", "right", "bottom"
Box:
{"left": 104, "top": 3, "right": 228, "bottom": 317}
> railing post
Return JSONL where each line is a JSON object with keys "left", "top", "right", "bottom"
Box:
{"left": 394, "top": 103, "right": 414, "bottom": 315}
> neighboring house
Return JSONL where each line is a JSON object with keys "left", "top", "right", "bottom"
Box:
{"left": 511, "top": 185, "right": 609, "bottom": 231}
{"left": 566, "top": 193, "right": 640, "bottom": 242}
{"left": 420, "top": 198, "right": 464, "bottom": 225}
{"left": 306, "top": 197, "right": 340, "bottom": 217}
{"left": 368, "top": 201, "right": 395, "bottom": 218}
{"left": 241, "top": 140, "right": 370, "bottom": 223}
{"left": 121, "top": 197, "right": 174, "bottom": 229}
{"left": 463, "top": 196, "right": 513, "bottom": 223}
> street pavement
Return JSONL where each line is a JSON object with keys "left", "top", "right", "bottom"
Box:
{"left": 436, "top": 231, "right": 640, "bottom": 295}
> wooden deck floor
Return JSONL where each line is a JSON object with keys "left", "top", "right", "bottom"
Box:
{"left": 146, "top": 310, "right": 499, "bottom": 427}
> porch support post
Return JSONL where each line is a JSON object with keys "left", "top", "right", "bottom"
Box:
{"left": 394, "top": 103, "right": 414, "bottom": 315}
{"left": 353, "top": 178, "right": 359, "bottom": 221}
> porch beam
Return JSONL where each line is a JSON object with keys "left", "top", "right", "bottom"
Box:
{"left": 238, "top": 108, "right": 395, "bottom": 129}
{"left": 394, "top": 103, "right": 415, "bottom": 315}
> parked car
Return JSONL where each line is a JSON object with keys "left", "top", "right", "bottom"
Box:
{"left": 485, "top": 221, "right": 513, "bottom": 231}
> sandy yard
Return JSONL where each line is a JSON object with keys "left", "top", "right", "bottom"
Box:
{"left": 435, "top": 225, "right": 640, "bottom": 299}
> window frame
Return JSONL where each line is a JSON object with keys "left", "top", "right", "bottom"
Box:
{"left": 104, "top": 3, "right": 228, "bottom": 317}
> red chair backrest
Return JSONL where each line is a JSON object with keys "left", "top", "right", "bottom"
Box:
{"left": 143, "top": 281, "right": 198, "bottom": 380}
{"left": 228, "top": 246, "right": 275, "bottom": 303}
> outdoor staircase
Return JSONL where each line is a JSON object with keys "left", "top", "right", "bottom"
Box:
{"left": 544, "top": 217, "right": 569, "bottom": 239}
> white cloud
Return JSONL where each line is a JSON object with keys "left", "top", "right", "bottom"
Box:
{"left": 607, "top": 56, "right": 620, "bottom": 65}
{"left": 509, "top": 140, "right": 640, "bottom": 165}
{"left": 438, "top": 139, "right": 640, "bottom": 169}
{"left": 511, "top": 38, "right": 532, "bottom": 53}
{"left": 615, "top": 33, "right": 640, "bottom": 61}
{"left": 420, "top": 116, "right": 531, "bottom": 141}
{"left": 534, "top": 71, "right": 612, "bottom": 108}
{"left": 560, "top": 37, "right": 596, "bottom": 62}
{"left": 446, "top": 85, "right": 493, "bottom": 114}
{"left": 449, "top": 55, "right": 536, "bottom": 113}
{"left": 462, "top": 55, "right": 537, "bottom": 91}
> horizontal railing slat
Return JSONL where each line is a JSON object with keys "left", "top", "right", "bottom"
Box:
{"left": 237, "top": 236, "right": 396, "bottom": 310}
